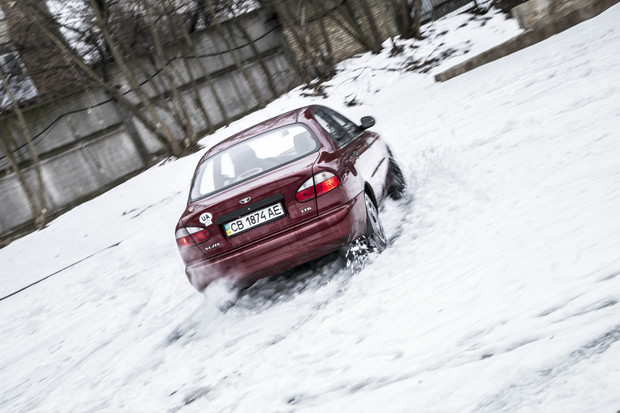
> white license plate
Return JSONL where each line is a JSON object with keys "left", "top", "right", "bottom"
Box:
{"left": 224, "top": 203, "right": 285, "bottom": 237}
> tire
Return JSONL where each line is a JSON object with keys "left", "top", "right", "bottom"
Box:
{"left": 364, "top": 193, "right": 387, "bottom": 252}
{"left": 387, "top": 156, "right": 406, "bottom": 200}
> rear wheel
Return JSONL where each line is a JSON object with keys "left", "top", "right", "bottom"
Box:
{"left": 387, "top": 156, "right": 406, "bottom": 200}
{"left": 364, "top": 193, "right": 387, "bottom": 252}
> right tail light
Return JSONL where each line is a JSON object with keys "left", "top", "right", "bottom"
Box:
{"left": 296, "top": 171, "right": 341, "bottom": 202}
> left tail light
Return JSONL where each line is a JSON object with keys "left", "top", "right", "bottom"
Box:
{"left": 175, "top": 227, "right": 210, "bottom": 248}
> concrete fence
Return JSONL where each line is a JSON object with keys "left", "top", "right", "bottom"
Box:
{"left": 435, "top": 0, "right": 620, "bottom": 82}
{"left": 0, "top": 10, "right": 297, "bottom": 242}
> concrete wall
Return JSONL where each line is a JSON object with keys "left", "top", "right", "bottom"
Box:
{"left": 435, "top": 0, "right": 620, "bottom": 82}
{"left": 512, "top": 0, "right": 593, "bottom": 29}
{"left": 281, "top": 0, "right": 398, "bottom": 69}
{"left": 0, "top": 10, "right": 297, "bottom": 241}
{"left": 0, "top": 16, "right": 9, "bottom": 45}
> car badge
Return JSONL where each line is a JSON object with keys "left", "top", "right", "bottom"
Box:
{"left": 199, "top": 212, "right": 213, "bottom": 226}
{"left": 239, "top": 197, "right": 252, "bottom": 204}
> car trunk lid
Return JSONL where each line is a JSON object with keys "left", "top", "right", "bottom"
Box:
{"left": 180, "top": 154, "right": 319, "bottom": 260}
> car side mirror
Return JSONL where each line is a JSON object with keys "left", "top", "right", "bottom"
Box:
{"left": 360, "top": 116, "right": 375, "bottom": 130}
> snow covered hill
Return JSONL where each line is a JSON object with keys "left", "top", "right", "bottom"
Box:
{"left": 1, "top": 6, "right": 620, "bottom": 412}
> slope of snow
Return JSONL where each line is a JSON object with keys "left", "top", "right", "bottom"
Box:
{"left": 2, "top": 7, "right": 620, "bottom": 413}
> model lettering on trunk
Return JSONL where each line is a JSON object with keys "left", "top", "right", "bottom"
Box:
{"left": 205, "top": 242, "right": 220, "bottom": 251}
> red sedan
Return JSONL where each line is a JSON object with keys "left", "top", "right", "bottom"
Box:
{"left": 175, "top": 105, "right": 405, "bottom": 292}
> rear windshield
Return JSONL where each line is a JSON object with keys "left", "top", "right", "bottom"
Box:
{"left": 190, "top": 124, "right": 319, "bottom": 201}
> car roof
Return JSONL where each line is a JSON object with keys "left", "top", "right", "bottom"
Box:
{"left": 198, "top": 106, "right": 317, "bottom": 162}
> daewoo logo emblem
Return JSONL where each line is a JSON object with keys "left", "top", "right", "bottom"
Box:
{"left": 239, "top": 197, "right": 252, "bottom": 204}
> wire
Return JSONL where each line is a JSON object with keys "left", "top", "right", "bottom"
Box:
{"left": 0, "top": 25, "right": 280, "bottom": 168}
{"left": 0, "top": 241, "right": 121, "bottom": 302}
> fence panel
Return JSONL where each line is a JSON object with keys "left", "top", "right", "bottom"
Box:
{"left": 0, "top": 10, "right": 298, "bottom": 242}
{"left": 421, "top": 0, "right": 493, "bottom": 22}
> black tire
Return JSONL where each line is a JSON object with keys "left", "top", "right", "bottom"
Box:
{"left": 387, "top": 156, "right": 406, "bottom": 200}
{"left": 364, "top": 193, "right": 387, "bottom": 252}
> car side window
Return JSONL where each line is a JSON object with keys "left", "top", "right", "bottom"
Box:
{"left": 314, "top": 109, "right": 355, "bottom": 147}
{"left": 326, "top": 109, "right": 362, "bottom": 140}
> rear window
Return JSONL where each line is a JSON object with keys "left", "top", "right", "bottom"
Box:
{"left": 190, "top": 124, "right": 319, "bottom": 201}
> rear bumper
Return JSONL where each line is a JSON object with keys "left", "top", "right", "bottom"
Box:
{"left": 185, "top": 192, "right": 367, "bottom": 291}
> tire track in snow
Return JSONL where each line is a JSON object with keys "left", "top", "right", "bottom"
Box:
{"left": 162, "top": 195, "right": 416, "bottom": 410}
{"left": 473, "top": 326, "right": 620, "bottom": 412}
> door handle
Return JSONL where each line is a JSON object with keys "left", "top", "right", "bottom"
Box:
{"left": 353, "top": 151, "right": 360, "bottom": 159}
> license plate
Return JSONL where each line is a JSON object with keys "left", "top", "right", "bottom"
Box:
{"left": 224, "top": 203, "right": 285, "bottom": 237}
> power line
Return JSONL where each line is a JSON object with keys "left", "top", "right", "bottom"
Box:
{"left": 0, "top": 241, "right": 121, "bottom": 302}
{"left": 0, "top": 25, "right": 279, "bottom": 169}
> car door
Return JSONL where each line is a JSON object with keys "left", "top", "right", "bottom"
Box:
{"left": 311, "top": 107, "right": 362, "bottom": 205}
{"left": 313, "top": 107, "right": 389, "bottom": 204}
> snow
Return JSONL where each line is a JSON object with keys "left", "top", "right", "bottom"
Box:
{"left": 2, "top": 7, "right": 620, "bottom": 413}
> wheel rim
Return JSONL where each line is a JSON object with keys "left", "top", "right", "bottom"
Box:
{"left": 365, "top": 194, "right": 387, "bottom": 249}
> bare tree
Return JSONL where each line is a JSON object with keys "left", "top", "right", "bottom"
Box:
{"left": 162, "top": 0, "right": 231, "bottom": 129}
{"left": 412, "top": 0, "right": 423, "bottom": 39}
{"left": 224, "top": 2, "right": 278, "bottom": 100}
{"left": 0, "top": 70, "right": 48, "bottom": 229}
{"left": 14, "top": 0, "right": 196, "bottom": 157}
{"left": 354, "top": 0, "right": 384, "bottom": 51}
{"left": 0, "top": 0, "right": 88, "bottom": 100}
{"left": 262, "top": 0, "right": 334, "bottom": 83}
{"left": 0, "top": 0, "right": 299, "bottom": 239}
{"left": 390, "top": 0, "right": 424, "bottom": 40}
{"left": 140, "top": 0, "right": 199, "bottom": 148}
{"left": 3, "top": 0, "right": 296, "bottom": 156}
{"left": 262, "top": 0, "right": 396, "bottom": 83}
{"left": 391, "top": 0, "right": 414, "bottom": 38}
{"left": 319, "top": 0, "right": 384, "bottom": 54}
{"left": 203, "top": 0, "right": 266, "bottom": 109}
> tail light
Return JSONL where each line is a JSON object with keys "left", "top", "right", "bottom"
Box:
{"left": 175, "top": 227, "right": 210, "bottom": 248}
{"left": 296, "top": 171, "right": 341, "bottom": 202}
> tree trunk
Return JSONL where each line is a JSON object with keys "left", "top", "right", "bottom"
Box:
{"left": 32, "top": 14, "right": 185, "bottom": 157}
{"left": 0, "top": 72, "right": 47, "bottom": 229}
{"left": 273, "top": 0, "right": 331, "bottom": 82}
{"left": 0, "top": 127, "right": 41, "bottom": 227}
{"left": 167, "top": 1, "right": 231, "bottom": 128}
{"left": 203, "top": 0, "right": 266, "bottom": 109}
{"left": 162, "top": 0, "right": 216, "bottom": 133}
{"left": 226, "top": 3, "right": 279, "bottom": 100}
{"left": 413, "top": 0, "right": 423, "bottom": 39}
{"left": 391, "top": 0, "right": 415, "bottom": 38}
{"left": 140, "top": 0, "right": 197, "bottom": 148}
{"left": 84, "top": 0, "right": 185, "bottom": 156}
{"left": 313, "top": 0, "right": 334, "bottom": 60}
{"left": 355, "top": 0, "right": 384, "bottom": 53}
{"left": 315, "top": 0, "right": 380, "bottom": 54}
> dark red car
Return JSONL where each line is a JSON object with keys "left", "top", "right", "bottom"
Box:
{"left": 175, "top": 105, "right": 405, "bottom": 292}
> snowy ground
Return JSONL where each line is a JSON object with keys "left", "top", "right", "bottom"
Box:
{"left": 2, "top": 7, "right": 620, "bottom": 413}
